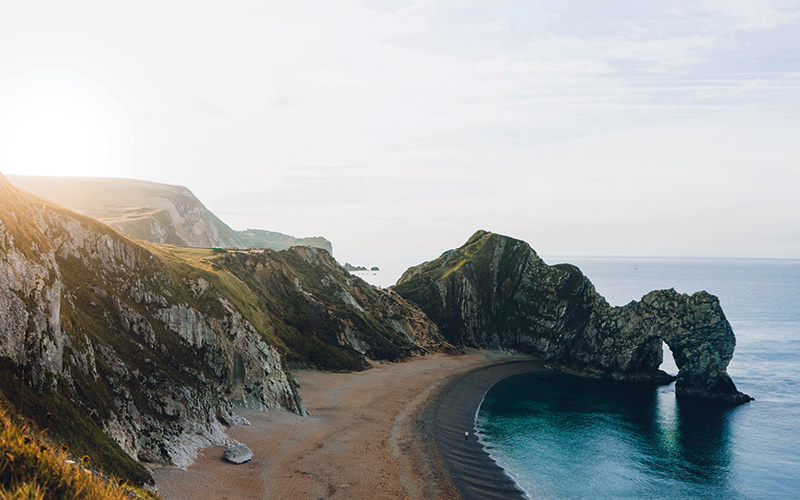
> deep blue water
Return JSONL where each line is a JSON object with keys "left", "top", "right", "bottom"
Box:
{"left": 476, "top": 257, "right": 800, "bottom": 500}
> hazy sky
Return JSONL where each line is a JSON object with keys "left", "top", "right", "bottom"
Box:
{"left": 1, "top": 1, "right": 799, "bottom": 267}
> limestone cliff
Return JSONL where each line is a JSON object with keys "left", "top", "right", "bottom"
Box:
{"left": 395, "top": 230, "right": 751, "bottom": 405}
{"left": 7, "top": 175, "right": 332, "bottom": 252}
{"left": 0, "top": 172, "right": 444, "bottom": 485}
{"left": 1, "top": 174, "right": 307, "bottom": 483}
{"left": 0, "top": 175, "right": 63, "bottom": 388}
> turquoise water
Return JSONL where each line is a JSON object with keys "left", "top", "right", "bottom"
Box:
{"left": 476, "top": 258, "right": 800, "bottom": 500}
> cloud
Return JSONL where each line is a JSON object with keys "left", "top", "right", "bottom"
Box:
{"left": 701, "top": 0, "right": 800, "bottom": 31}
{"left": 2, "top": 0, "right": 799, "bottom": 257}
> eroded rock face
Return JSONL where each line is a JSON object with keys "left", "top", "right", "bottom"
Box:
{"left": 0, "top": 173, "right": 307, "bottom": 479}
{"left": 0, "top": 177, "right": 64, "bottom": 389}
{"left": 395, "top": 230, "right": 751, "bottom": 404}
{"left": 0, "top": 171, "right": 450, "bottom": 485}
{"left": 32, "top": 201, "right": 306, "bottom": 466}
{"left": 578, "top": 289, "right": 750, "bottom": 404}
{"left": 213, "top": 245, "right": 454, "bottom": 371}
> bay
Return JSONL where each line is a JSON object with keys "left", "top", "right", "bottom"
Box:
{"left": 475, "top": 257, "right": 800, "bottom": 500}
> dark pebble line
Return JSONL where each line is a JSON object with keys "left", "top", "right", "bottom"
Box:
{"left": 421, "top": 357, "right": 546, "bottom": 500}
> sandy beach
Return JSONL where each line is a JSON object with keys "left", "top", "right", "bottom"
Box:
{"left": 153, "top": 350, "right": 544, "bottom": 500}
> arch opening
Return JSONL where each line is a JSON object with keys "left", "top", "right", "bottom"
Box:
{"left": 659, "top": 340, "right": 678, "bottom": 377}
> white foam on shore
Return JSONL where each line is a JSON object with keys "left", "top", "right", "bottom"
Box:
{"left": 474, "top": 386, "right": 537, "bottom": 500}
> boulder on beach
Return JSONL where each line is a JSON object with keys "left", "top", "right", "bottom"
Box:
{"left": 223, "top": 443, "right": 253, "bottom": 464}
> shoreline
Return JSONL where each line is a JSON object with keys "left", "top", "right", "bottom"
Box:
{"left": 153, "top": 351, "right": 543, "bottom": 499}
{"left": 416, "top": 358, "right": 545, "bottom": 500}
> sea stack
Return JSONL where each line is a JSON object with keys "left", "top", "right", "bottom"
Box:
{"left": 394, "top": 230, "right": 752, "bottom": 404}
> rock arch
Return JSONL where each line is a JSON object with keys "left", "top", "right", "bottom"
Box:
{"left": 586, "top": 288, "right": 752, "bottom": 404}
{"left": 639, "top": 289, "right": 750, "bottom": 404}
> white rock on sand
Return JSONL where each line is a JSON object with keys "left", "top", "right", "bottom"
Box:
{"left": 223, "top": 443, "right": 253, "bottom": 464}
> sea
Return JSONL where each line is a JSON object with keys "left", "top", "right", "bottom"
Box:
{"left": 471, "top": 257, "right": 800, "bottom": 500}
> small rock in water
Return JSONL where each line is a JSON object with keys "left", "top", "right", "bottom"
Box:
{"left": 223, "top": 443, "right": 253, "bottom": 464}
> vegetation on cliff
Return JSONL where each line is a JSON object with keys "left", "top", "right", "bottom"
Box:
{"left": 0, "top": 398, "right": 159, "bottom": 500}
{"left": 0, "top": 358, "right": 153, "bottom": 486}
{"left": 214, "top": 248, "right": 447, "bottom": 370}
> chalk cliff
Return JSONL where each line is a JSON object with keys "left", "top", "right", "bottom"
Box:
{"left": 0, "top": 172, "right": 445, "bottom": 485}
{"left": 0, "top": 174, "right": 64, "bottom": 389}
{"left": 395, "top": 230, "right": 751, "bottom": 405}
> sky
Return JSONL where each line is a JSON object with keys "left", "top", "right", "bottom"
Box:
{"left": 1, "top": 1, "right": 799, "bottom": 270}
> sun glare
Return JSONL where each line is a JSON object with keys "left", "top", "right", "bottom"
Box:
{"left": 0, "top": 70, "right": 133, "bottom": 178}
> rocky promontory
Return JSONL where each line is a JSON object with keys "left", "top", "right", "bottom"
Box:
{"left": 395, "top": 230, "right": 752, "bottom": 404}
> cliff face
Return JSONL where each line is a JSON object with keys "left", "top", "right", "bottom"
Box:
{"left": 395, "top": 230, "right": 751, "bottom": 405}
{"left": 0, "top": 173, "right": 444, "bottom": 485}
{"left": 0, "top": 176, "right": 63, "bottom": 388}
{"left": 7, "top": 175, "right": 332, "bottom": 252}
{"left": 212, "top": 246, "right": 451, "bottom": 370}
{"left": 1, "top": 174, "right": 305, "bottom": 482}
{"left": 601, "top": 290, "right": 743, "bottom": 402}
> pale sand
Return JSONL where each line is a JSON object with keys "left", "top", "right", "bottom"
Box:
{"left": 153, "top": 350, "right": 541, "bottom": 500}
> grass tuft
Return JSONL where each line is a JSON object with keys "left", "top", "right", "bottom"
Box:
{"left": 0, "top": 401, "right": 160, "bottom": 500}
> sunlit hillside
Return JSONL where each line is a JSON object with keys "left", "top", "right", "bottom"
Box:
{"left": 0, "top": 399, "right": 159, "bottom": 500}
{"left": 7, "top": 175, "right": 331, "bottom": 252}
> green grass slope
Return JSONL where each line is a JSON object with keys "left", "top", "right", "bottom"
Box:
{"left": 0, "top": 397, "right": 159, "bottom": 500}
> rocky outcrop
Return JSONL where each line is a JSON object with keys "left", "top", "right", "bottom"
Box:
{"left": 395, "top": 230, "right": 751, "bottom": 404}
{"left": 7, "top": 175, "right": 332, "bottom": 252}
{"left": 154, "top": 300, "right": 304, "bottom": 413}
{"left": 570, "top": 288, "right": 749, "bottom": 404}
{"left": 25, "top": 188, "right": 306, "bottom": 468}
